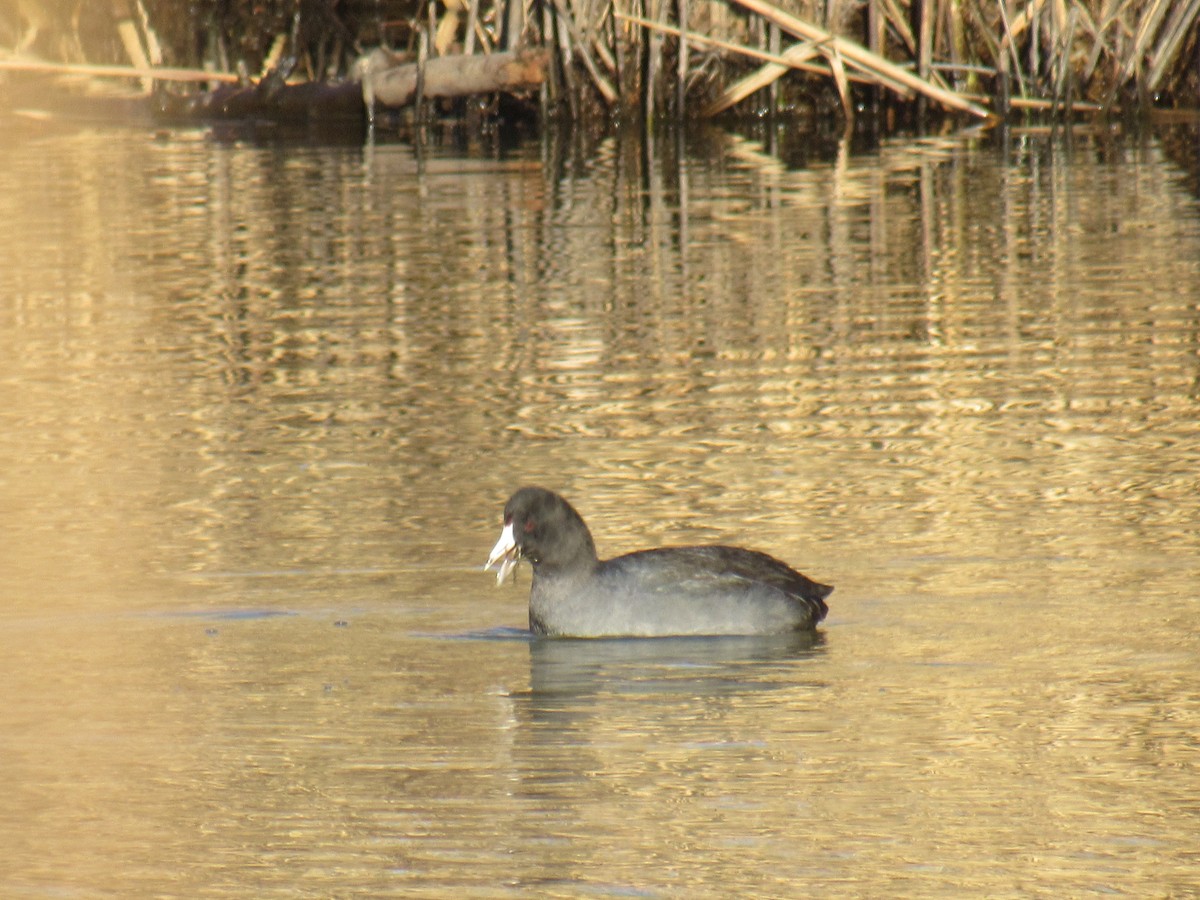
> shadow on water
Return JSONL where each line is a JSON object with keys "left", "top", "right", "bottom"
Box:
{"left": 521, "top": 630, "right": 826, "bottom": 703}
{"left": 442, "top": 628, "right": 826, "bottom": 705}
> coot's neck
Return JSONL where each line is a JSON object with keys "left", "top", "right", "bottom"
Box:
{"left": 533, "top": 516, "right": 599, "bottom": 579}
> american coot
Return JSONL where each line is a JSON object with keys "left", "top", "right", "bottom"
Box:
{"left": 485, "top": 487, "right": 832, "bottom": 638}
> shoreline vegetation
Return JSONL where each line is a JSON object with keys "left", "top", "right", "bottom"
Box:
{"left": 0, "top": 1, "right": 1196, "bottom": 129}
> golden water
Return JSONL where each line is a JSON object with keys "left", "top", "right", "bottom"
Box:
{"left": 1, "top": 116, "right": 1198, "bottom": 896}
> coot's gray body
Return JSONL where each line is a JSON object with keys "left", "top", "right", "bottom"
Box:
{"left": 486, "top": 487, "right": 831, "bottom": 638}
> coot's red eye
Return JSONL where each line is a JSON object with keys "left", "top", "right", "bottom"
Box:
{"left": 524, "top": 518, "right": 536, "bottom": 534}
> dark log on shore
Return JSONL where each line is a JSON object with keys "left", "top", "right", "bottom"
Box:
{"left": 157, "top": 77, "right": 364, "bottom": 122}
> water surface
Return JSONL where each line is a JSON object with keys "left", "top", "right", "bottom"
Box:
{"left": 1, "top": 116, "right": 1198, "bottom": 896}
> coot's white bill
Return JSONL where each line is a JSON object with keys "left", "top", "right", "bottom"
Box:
{"left": 485, "top": 521, "right": 519, "bottom": 584}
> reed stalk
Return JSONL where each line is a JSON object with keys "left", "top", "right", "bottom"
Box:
{"left": 0, "top": 57, "right": 240, "bottom": 84}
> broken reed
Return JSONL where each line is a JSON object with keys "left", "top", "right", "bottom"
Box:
{"left": 522, "top": 0, "right": 1199, "bottom": 118}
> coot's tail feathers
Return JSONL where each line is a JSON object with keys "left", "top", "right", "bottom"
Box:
{"left": 804, "top": 580, "right": 833, "bottom": 623}
{"left": 721, "top": 546, "right": 832, "bottom": 624}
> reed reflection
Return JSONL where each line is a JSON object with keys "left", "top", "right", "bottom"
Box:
{"left": 1, "top": 119, "right": 1198, "bottom": 898}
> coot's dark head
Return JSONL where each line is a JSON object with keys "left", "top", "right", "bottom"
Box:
{"left": 486, "top": 487, "right": 598, "bottom": 582}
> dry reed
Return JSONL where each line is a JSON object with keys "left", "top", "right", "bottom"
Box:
{"left": 1, "top": 0, "right": 1196, "bottom": 120}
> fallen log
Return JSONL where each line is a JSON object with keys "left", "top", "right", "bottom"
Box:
{"left": 360, "top": 48, "right": 548, "bottom": 108}
{"left": 152, "top": 49, "right": 548, "bottom": 123}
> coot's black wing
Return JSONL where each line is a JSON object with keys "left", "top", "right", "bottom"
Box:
{"left": 599, "top": 545, "right": 831, "bottom": 623}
